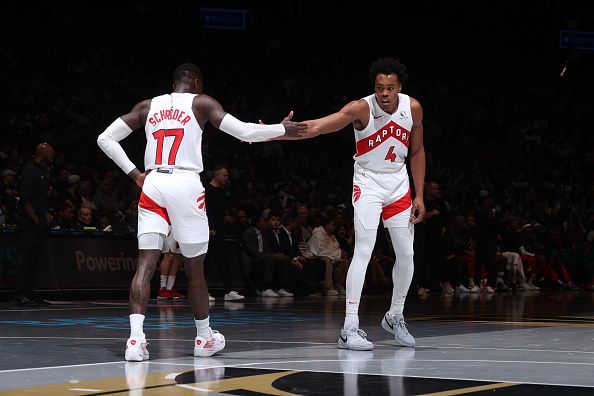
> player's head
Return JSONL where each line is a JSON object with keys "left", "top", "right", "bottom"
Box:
{"left": 370, "top": 57, "right": 408, "bottom": 85}
{"left": 369, "top": 57, "right": 408, "bottom": 114}
{"left": 173, "top": 63, "right": 203, "bottom": 94}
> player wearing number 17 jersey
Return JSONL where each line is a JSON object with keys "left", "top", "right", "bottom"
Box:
{"left": 274, "top": 57, "right": 426, "bottom": 350}
{"left": 97, "top": 63, "right": 306, "bottom": 361}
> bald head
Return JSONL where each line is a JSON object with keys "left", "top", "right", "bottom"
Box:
{"left": 34, "top": 142, "right": 55, "bottom": 163}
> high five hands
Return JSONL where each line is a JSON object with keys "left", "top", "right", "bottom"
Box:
{"left": 259, "top": 111, "right": 308, "bottom": 140}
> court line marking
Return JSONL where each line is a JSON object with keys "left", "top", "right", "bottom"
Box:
{"left": 2, "top": 336, "right": 594, "bottom": 356}
{"left": 0, "top": 361, "right": 126, "bottom": 373}
{"left": 68, "top": 388, "right": 103, "bottom": 392}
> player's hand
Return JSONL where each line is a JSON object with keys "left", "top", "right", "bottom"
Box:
{"left": 410, "top": 197, "right": 426, "bottom": 224}
{"left": 128, "top": 168, "right": 146, "bottom": 188}
{"left": 135, "top": 172, "right": 146, "bottom": 188}
{"left": 280, "top": 111, "right": 308, "bottom": 138}
{"left": 258, "top": 111, "right": 307, "bottom": 140}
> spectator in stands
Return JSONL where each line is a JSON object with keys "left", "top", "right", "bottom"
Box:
{"left": 241, "top": 215, "right": 280, "bottom": 297}
{"left": 414, "top": 181, "right": 452, "bottom": 296}
{"left": 205, "top": 163, "right": 245, "bottom": 301}
{"left": 62, "top": 174, "right": 81, "bottom": 209}
{"left": 74, "top": 206, "right": 95, "bottom": 230}
{"left": 78, "top": 180, "right": 98, "bottom": 211}
{"left": 53, "top": 201, "right": 75, "bottom": 229}
{"left": 473, "top": 194, "right": 501, "bottom": 293}
{"left": 296, "top": 204, "right": 313, "bottom": 242}
{"left": 261, "top": 210, "right": 296, "bottom": 297}
{"left": 12, "top": 143, "right": 54, "bottom": 307}
{"left": 307, "top": 216, "right": 350, "bottom": 296}
{"left": 279, "top": 213, "right": 324, "bottom": 296}
{"left": 93, "top": 175, "right": 119, "bottom": 214}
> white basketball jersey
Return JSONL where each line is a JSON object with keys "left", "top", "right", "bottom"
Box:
{"left": 353, "top": 93, "right": 413, "bottom": 173}
{"left": 144, "top": 93, "right": 203, "bottom": 172}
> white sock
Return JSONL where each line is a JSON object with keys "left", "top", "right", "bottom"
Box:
{"left": 195, "top": 316, "right": 211, "bottom": 338}
{"left": 166, "top": 275, "right": 176, "bottom": 290}
{"left": 160, "top": 275, "right": 167, "bottom": 289}
{"left": 129, "top": 314, "right": 145, "bottom": 338}
{"left": 343, "top": 313, "right": 359, "bottom": 330}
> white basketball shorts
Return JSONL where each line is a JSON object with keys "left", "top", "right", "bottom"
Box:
{"left": 138, "top": 169, "right": 209, "bottom": 244}
{"left": 352, "top": 164, "right": 412, "bottom": 230}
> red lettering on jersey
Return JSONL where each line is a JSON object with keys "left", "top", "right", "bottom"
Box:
{"left": 355, "top": 120, "right": 410, "bottom": 157}
{"left": 149, "top": 108, "right": 192, "bottom": 126}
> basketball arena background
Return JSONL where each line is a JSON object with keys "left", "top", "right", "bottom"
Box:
{"left": 0, "top": 1, "right": 593, "bottom": 295}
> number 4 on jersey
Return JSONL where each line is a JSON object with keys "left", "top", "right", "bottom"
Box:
{"left": 385, "top": 146, "right": 397, "bottom": 162}
{"left": 153, "top": 128, "right": 184, "bottom": 165}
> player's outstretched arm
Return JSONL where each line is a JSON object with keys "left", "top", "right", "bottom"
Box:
{"left": 195, "top": 95, "right": 306, "bottom": 142}
{"left": 271, "top": 99, "right": 366, "bottom": 141}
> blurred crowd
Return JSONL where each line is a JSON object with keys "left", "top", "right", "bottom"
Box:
{"left": 1, "top": 1, "right": 593, "bottom": 294}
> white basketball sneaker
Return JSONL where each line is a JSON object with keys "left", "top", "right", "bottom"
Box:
{"left": 194, "top": 328, "right": 225, "bottom": 357}
{"left": 382, "top": 313, "right": 415, "bottom": 347}
{"left": 125, "top": 336, "right": 149, "bottom": 361}
{"left": 337, "top": 328, "right": 374, "bottom": 351}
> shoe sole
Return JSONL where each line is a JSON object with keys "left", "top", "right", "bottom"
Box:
{"left": 337, "top": 340, "right": 374, "bottom": 351}
{"left": 194, "top": 341, "right": 225, "bottom": 357}
{"left": 125, "top": 350, "right": 149, "bottom": 361}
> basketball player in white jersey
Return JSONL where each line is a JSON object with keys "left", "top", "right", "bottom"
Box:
{"left": 275, "top": 57, "right": 426, "bottom": 350}
{"left": 97, "top": 63, "right": 307, "bottom": 361}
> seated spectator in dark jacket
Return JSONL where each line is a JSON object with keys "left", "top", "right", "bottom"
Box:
{"left": 74, "top": 206, "right": 96, "bottom": 230}
{"left": 242, "top": 215, "right": 288, "bottom": 297}
{"left": 278, "top": 214, "right": 324, "bottom": 296}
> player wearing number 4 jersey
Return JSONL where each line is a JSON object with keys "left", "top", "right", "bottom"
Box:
{"left": 97, "top": 63, "right": 306, "bottom": 361}
{"left": 275, "top": 57, "right": 426, "bottom": 350}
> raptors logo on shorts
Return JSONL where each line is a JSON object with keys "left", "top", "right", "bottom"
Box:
{"left": 353, "top": 185, "right": 361, "bottom": 203}
{"left": 197, "top": 194, "right": 205, "bottom": 210}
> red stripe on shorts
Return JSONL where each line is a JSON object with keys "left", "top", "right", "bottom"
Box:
{"left": 381, "top": 189, "right": 411, "bottom": 220}
{"left": 139, "top": 192, "right": 171, "bottom": 224}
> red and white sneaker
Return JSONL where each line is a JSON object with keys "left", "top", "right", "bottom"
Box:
{"left": 169, "top": 288, "right": 187, "bottom": 300}
{"left": 125, "top": 336, "right": 149, "bottom": 361}
{"left": 194, "top": 329, "right": 225, "bottom": 357}
{"left": 157, "top": 288, "right": 171, "bottom": 300}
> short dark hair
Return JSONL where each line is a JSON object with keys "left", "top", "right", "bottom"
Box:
{"left": 369, "top": 57, "right": 408, "bottom": 84}
{"left": 173, "top": 63, "right": 202, "bottom": 83}
{"left": 212, "top": 163, "right": 228, "bottom": 173}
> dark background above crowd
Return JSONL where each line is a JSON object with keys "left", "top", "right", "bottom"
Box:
{"left": 1, "top": 1, "right": 593, "bottom": 287}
